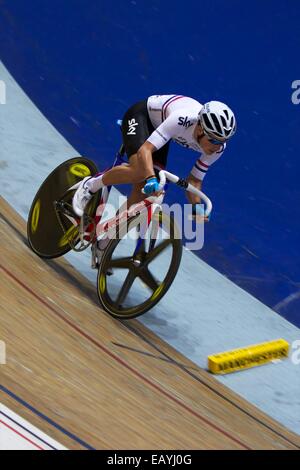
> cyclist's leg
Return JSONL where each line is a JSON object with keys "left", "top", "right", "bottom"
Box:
{"left": 113, "top": 110, "right": 170, "bottom": 187}
{"left": 86, "top": 153, "right": 143, "bottom": 194}
{"left": 73, "top": 101, "right": 151, "bottom": 216}
{"left": 152, "top": 141, "right": 170, "bottom": 177}
{"left": 86, "top": 100, "right": 153, "bottom": 195}
{"left": 118, "top": 139, "right": 171, "bottom": 211}
{"left": 73, "top": 101, "right": 168, "bottom": 216}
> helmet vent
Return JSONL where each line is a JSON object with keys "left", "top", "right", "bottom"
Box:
{"left": 203, "top": 114, "right": 211, "bottom": 129}
{"left": 220, "top": 115, "right": 227, "bottom": 126}
{"left": 211, "top": 114, "right": 222, "bottom": 134}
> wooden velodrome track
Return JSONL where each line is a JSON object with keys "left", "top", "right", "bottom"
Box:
{"left": 1, "top": 197, "right": 299, "bottom": 450}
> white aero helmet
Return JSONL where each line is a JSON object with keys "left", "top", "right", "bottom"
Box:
{"left": 198, "top": 101, "right": 237, "bottom": 141}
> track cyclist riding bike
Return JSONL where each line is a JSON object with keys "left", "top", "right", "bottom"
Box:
{"left": 27, "top": 95, "right": 237, "bottom": 318}
{"left": 73, "top": 95, "right": 237, "bottom": 223}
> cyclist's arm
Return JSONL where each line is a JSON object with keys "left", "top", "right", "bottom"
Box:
{"left": 191, "top": 151, "right": 224, "bottom": 181}
{"left": 137, "top": 141, "right": 158, "bottom": 179}
{"left": 187, "top": 148, "right": 225, "bottom": 205}
{"left": 140, "top": 114, "right": 178, "bottom": 182}
{"left": 186, "top": 173, "right": 202, "bottom": 204}
{"left": 185, "top": 174, "right": 210, "bottom": 222}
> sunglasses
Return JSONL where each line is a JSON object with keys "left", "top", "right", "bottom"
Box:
{"left": 207, "top": 136, "right": 225, "bottom": 146}
{"left": 197, "top": 124, "right": 226, "bottom": 146}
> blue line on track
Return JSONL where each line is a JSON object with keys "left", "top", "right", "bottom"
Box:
{"left": 0, "top": 385, "right": 95, "bottom": 450}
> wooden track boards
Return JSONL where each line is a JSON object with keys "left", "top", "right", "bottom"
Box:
{"left": 0, "top": 197, "right": 299, "bottom": 450}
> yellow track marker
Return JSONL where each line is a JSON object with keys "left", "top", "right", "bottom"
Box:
{"left": 208, "top": 339, "right": 289, "bottom": 374}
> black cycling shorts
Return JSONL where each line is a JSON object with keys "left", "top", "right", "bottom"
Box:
{"left": 121, "top": 100, "right": 170, "bottom": 171}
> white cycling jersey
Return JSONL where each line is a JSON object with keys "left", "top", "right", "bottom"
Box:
{"left": 147, "top": 95, "right": 225, "bottom": 181}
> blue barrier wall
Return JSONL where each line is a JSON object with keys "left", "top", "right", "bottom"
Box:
{"left": 0, "top": 0, "right": 299, "bottom": 325}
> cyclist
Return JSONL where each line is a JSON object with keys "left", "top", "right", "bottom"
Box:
{"left": 72, "top": 95, "right": 236, "bottom": 220}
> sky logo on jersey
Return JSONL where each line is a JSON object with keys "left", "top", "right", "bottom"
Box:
{"left": 127, "top": 118, "right": 139, "bottom": 135}
{"left": 178, "top": 116, "right": 193, "bottom": 128}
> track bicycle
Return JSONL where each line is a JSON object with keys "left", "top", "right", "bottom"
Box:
{"left": 27, "top": 145, "right": 212, "bottom": 319}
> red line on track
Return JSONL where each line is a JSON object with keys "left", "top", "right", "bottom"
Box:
{"left": 0, "top": 263, "right": 251, "bottom": 450}
{"left": 1, "top": 419, "right": 44, "bottom": 450}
